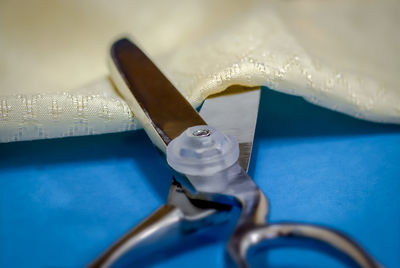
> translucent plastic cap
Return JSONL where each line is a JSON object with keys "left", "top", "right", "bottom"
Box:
{"left": 166, "top": 125, "right": 239, "bottom": 176}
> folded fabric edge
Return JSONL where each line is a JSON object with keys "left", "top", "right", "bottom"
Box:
{"left": 0, "top": 79, "right": 138, "bottom": 143}
{"left": 1, "top": 70, "right": 399, "bottom": 143}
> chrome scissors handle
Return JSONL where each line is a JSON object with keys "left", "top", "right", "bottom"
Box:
{"left": 231, "top": 222, "right": 380, "bottom": 268}
{"left": 88, "top": 167, "right": 379, "bottom": 268}
{"left": 88, "top": 180, "right": 230, "bottom": 268}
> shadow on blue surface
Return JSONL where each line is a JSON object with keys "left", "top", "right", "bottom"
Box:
{"left": 249, "top": 88, "right": 399, "bottom": 178}
{"left": 255, "top": 87, "right": 399, "bottom": 139}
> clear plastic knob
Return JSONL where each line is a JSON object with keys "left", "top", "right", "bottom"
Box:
{"left": 166, "top": 125, "right": 239, "bottom": 176}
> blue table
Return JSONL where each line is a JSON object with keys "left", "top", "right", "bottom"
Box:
{"left": 1, "top": 88, "right": 399, "bottom": 267}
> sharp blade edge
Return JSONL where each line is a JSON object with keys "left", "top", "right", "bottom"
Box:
{"left": 110, "top": 38, "right": 205, "bottom": 150}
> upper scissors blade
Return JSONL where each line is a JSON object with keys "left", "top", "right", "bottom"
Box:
{"left": 110, "top": 38, "right": 261, "bottom": 167}
{"left": 199, "top": 86, "right": 260, "bottom": 171}
{"left": 110, "top": 38, "right": 205, "bottom": 151}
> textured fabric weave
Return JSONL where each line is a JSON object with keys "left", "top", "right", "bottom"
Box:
{"left": 1, "top": 0, "right": 399, "bottom": 142}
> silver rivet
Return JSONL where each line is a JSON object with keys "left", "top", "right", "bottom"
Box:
{"left": 192, "top": 128, "right": 211, "bottom": 137}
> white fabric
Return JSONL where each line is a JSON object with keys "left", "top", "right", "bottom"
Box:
{"left": 0, "top": 0, "right": 399, "bottom": 142}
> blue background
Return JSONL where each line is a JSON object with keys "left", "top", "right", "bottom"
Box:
{"left": 1, "top": 88, "right": 399, "bottom": 267}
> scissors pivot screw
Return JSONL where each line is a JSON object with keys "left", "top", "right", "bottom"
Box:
{"left": 167, "top": 125, "right": 239, "bottom": 176}
{"left": 192, "top": 128, "right": 211, "bottom": 137}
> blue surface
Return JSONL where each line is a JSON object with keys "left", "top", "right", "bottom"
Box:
{"left": 1, "top": 88, "right": 400, "bottom": 268}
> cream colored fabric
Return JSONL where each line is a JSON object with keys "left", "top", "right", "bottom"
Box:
{"left": 1, "top": 0, "right": 399, "bottom": 142}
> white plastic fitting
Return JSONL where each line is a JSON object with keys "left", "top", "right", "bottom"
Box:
{"left": 166, "top": 125, "right": 239, "bottom": 176}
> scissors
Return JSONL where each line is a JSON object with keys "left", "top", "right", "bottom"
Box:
{"left": 88, "top": 38, "right": 381, "bottom": 268}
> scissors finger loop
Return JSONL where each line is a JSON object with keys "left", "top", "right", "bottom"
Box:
{"left": 235, "top": 223, "right": 381, "bottom": 268}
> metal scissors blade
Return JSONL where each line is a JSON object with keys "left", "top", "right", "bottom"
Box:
{"left": 89, "top": 59, "right": 261, "bottom": 268}
{"left": 89, "top": 38, "right": 381, "bottom": 268}
{"left": 108, "top": 38, "right": 205, "bottom": 151}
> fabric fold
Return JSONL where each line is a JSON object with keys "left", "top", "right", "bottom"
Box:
{"left": 1, "top": 0, "right": 399, "bottom": 142}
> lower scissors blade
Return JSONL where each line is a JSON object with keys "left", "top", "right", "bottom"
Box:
{"left": 199, "top": 86, "right": 260, "bottom": 171}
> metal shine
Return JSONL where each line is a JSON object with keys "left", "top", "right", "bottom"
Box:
{"left": 88, "top": 38, "right": 380, "bottom": 268}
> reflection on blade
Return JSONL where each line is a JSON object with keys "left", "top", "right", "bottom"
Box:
{"left": 110, "top": 38, "right": 205, "bottom": 151}
{"left": 199, "top": 86, "right": 261, "bottom": 171}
